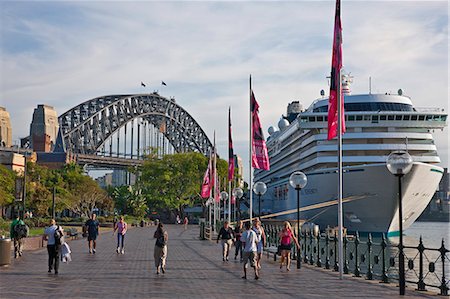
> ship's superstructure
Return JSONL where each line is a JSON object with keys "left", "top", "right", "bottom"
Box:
{"left": 254, "top": 77, "right": 447, "bottom": 234}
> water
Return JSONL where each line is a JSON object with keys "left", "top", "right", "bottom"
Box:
{"left": 403, "top": 221, "right": 450, "bottom": 248}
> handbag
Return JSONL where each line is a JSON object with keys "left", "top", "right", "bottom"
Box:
{"left": 276, "top": 245, "right": 282, "bottom": 256}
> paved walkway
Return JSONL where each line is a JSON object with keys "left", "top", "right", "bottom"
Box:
{"left": 0, "top": 225, "right": 437, "bottom": 298}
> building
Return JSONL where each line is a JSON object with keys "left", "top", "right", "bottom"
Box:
{"left": 0, "top": 107, "right": 12, "bottom": 147}
{"left": 0, "top": 151, "right": 26, "bottom": 174}
{"left": 30, "top": 104, "right": 59, "bottom": 152}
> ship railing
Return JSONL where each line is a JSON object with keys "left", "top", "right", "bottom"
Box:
{"left": 415, "top": 107, "right": 445, "bottom": 113}
{"left": 262, "top": 223, "right": 449, "bottom": 296}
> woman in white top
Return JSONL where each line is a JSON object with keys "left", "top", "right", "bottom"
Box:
{"left": 252, "top": 218, "right": 266, "bottom": 270}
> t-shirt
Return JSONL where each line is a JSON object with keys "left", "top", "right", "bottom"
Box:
{"left": 45, "top": 225, "right": 63, "bottom": 245}
{"left": 217, "top": 227, "right": 234, "bottom": 240}
{"left": 241, "top": 229, "right": 260, "bottom": 252}
{"left": 85, "top": 219, "right": 99, "bottom": 236}
{"left": 116, "top": 222, "right": 127, "bottom": 234}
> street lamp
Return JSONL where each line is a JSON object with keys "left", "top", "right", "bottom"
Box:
{"left": 232, "top": 187, "right": 244, "bottom": 221}
{"left": 289, "top": 171, "right": 308, "bottom": 269}
{"left": 386, "top": 151, "right": 413, "bottom": 296}
{"left": 220, "top": 191, "right": 228, "bottom": 222}
{"left": 253, "top": 182, "right": 267, "bottom": 218}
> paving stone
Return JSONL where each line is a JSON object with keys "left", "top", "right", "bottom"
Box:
{"left": 0, "top": 225, "right": 437, "bottom": 298}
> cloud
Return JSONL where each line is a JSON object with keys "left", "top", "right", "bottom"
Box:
{"left": 0, "top": 1, "right": 447, "bottom": 174}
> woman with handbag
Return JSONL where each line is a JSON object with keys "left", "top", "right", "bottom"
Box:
{"left": 154, "top": 222, "right": 168, "bottom": 274}
{"left": 279, "top": 221, "right": 300, "bottom": 271}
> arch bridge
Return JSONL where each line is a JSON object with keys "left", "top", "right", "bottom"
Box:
{"left": 56, "top": 93, "right": 213, "bottom": 159}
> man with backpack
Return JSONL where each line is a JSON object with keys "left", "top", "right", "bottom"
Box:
{"left": 10, "top": 214, "right": 27, "bottom": 259}
{"left": 44, "top": 219, "right": 64, "bottom": 274}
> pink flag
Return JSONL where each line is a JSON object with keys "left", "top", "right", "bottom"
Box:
{"left": 251, "top": 91, "right": 270, "bottom": 170}
{"left": 200, "top": 158, "right": 211, "bottom": 199}
{"left": 327, "top": 0, "right": 346, "bottom": 140}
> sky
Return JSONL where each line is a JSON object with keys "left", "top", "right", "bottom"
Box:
{"left": 0, "top": 0, "right": 448, "bottom": 180}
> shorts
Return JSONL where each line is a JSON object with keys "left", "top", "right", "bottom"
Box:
{"left": 242, "top": 251, "right": 257, "bottom": 268}
{"left": 280, "top": 243, "right": 292, "bottom": 251}
{"left": 88, "top": 234, "right": 98, "bottom": 241}
{"left": 256, "top": 242, "right": 263, "bottom": 254}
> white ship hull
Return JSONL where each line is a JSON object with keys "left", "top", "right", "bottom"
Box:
{"left": 257, "top": 162, "right": 443, "bottom": 234}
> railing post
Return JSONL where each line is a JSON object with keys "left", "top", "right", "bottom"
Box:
{"left": 381, "top": 233, "right": 389, "bottom": 283}
{"left": 309, "top": 230, "right": 314, "bottom": 265}
{"left": 343, "top": 234, "right": 349, "bottom": 274}
{"left": 366, "top": 233, "right": 373, "bottom": 280}
{"left": 416, "top": 235, "right": 426, "bottom": 291}
{"left": 317, "top": 233, "right": 322, "bottom": 267}
{"left": 354, "top": 231, "right": 361, "bottom": 277}
{"left": 333, "top": 231, "right": 339, "bottom": 271}
{"left": 439, "top": 238, "right": 449, "bottom": 296}
{"left": 325, "top": 233, "right": 330, "bottom": 269}
{"left": 304, "top": 230, "right": 309, "bottom": 264}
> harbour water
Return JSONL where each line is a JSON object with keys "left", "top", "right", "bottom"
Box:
{"left": 403, "top": 221, "right": 449, "bottom": 248}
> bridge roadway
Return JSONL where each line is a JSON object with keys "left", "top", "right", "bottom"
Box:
{"left": 0, "top": 225, "right": 435, "bottom": 299}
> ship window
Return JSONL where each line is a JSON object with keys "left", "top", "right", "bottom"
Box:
{"left": 364, "top": 115, "right": 371, "bottom": 121}
{"left": 372, "top": 115, "right": 379, "bottom": 123}
{"left": 317, "top": 116, "right": 324, "bottom": 121}
{"left": 388, "top": 115, "right": 394, "bottom": 120}
{"left": 380, "top": 115, "right": 387, "bottom": 120}
{"left": 433, "top": 115, "right": 440, "bottom": 120}
{"left": 418, "top": 115, "right": 425, "bottom": 121}
{"left": 442, "top": 116, "right": 447, "bottom": 121}
{"left": 308, "top": 116, "right": 315, "bottom": 122}
{"left": 324, "top": 116, "right": 328, "bottom": 121}
{"left": 426, "top": 115, "right": 432, "bottom": 120}
{"left": 300, "top": 116, "right": 307, "bottom": 123}
{"left": 411, "top": 115, "right": 418, "bottom": 120}
{"left": 404, "top": 115, "right": 410, "bottom": 121}
{"left": 348, "top": 115, "right": 355, "bottom": 121}
{"left": 356, "top": 115, "right": 363, "bottom": 121}
{"left": 395, "top": 115, "right": 402, "bottom": 120}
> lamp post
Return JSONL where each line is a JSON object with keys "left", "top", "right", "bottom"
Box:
{"left": 233, "top": 187, "right": 244, "bottom": 221}
{"left": 289, "top": 171, "right": 308, "bottom": 270}
{"left": 220, "top": 191, "right": 228, "bottom": 222}
{"left": 386, "top": 151, "right": 413, "bottom": 296}
{"left": 253, "top": 182, "right": 267, "bottom": 218}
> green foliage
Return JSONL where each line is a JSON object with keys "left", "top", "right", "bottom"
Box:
{"left": 0, "top": 165, "right": 15, "bottom": 207}
{"left": 138, "top": 152, "right": 228, "bottom": 214}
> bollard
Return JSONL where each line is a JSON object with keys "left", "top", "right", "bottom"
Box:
{"left": 304, "top": 231, "right": 309, "bottom": 264}
{"left": 354, "top": 232, "right": 361, "bottom": 277}
{"left": 381, "top": 233, "right": 389, "bottom": 283}
{"left": 416, "top": 236, "right": 426, "bottom": 291}
{"left": 366, "top": 233, "right": 373, "bottom": 280}
{"left": 309, "top": 230, "right": 314, "bottom": 265}
{"left": 0, "top": 237, "right": 12, "bottom": 266}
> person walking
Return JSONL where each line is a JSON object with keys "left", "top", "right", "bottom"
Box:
{"left": 279, "top": 221, "right": 300, "bottom": 271}
{"left": 113, "top": 216, "right": 127, "bottom": 254}
{"left": 216, "top": 221, "right": 234, "bottom": 262}
{"left": 84, "top": 213, "right": 100, "bottom": 254}
{"left": 233, "top": 220, "right": 244, "bottom": 261}
{"left": 153, "top": 222, "right": 168, "bottom": 275}
{"left": 183, "top": 216, "right": 189, "bottom": 230}
{"left": 241, "top": 221, "right": 260, "bottom": 280}
{"left": 10, "top": 214, "right": 26, "bottom": 259}
{"left": 252, "top": 218, "right": 266, "bottom": 269}
{"left": 44, "top": 219, "right": 64, "bottom": 274}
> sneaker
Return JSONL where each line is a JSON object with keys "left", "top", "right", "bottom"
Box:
{"left": 89, "top": 249, "right": 92, "bottom": 254}
{"left": 241, "top": 275, "right": 247, "bottom": 279}
{"left": 161, "top": 267, "right": 165, "bottom": 274}
{"left": 116, "top": 247, "right": 120, "bottom": 253}
{"left": 234, "top": 255, "right": 237, "bottom": 260}
{"left": 223, "top": 258, "right": 225, "bottom": 262}
{"left": 55, "top": 271, "right": 58, "bottom": 275}
{"left": 92, "top": 249, "right": 96, "bottom": 254}
{"left": 48, "top": 269, "right": 52, "bottom": 273}
{"left": 255, "top": 275, "right": 259, "bottom": 280}
{"left": 121, "top": 249, "right": 124, "bottom": 254}
{"left": 225, "top": 257, "right": 229, "bottom": 261}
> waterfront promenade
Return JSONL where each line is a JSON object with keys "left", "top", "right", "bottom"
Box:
{"left": 0, "top": 225, "right": 437, "bottom": 298}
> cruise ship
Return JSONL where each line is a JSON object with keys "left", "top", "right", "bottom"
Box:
{"left": 254, "top": 76, "right": 447, "bottom": 235}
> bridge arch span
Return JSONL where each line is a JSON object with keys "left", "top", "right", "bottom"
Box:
{"left": 57, "top": 93, "right": 212, "bottom": 156}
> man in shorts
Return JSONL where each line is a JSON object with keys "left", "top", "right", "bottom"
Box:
{"left": 240, "top": 221, "right": 260, "bottom": 280}
{"left": 84, "top": 213, "right": 99, "bottom": 254}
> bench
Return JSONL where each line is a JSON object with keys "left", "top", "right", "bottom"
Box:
{"left": 65, "top": 228, "right": 79, "bottom": 240}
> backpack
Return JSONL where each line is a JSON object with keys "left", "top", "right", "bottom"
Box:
{"left": 14, "top": 223, "right": 29, "bottom": 239}
{"left": 155, "top": 232, "right": 166, "bottom": 247}
{"left": 54, "top": 226, "right": 64, "bottom": 246}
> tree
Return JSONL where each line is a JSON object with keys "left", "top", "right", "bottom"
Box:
{"left": 0, "top": 165, "right": 15, "bottom": 216}
{"left": 138, "top": 152, "right": 227, "bottom": 218}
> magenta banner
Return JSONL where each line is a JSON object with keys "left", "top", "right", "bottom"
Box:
{"left": 251, "top": 91, "right": 270, "bottom": 170}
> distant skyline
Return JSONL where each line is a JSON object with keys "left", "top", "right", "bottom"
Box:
{"left": 0, "top": 1, "right": 448, "bottom": 179}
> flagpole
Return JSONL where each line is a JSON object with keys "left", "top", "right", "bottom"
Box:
{"left": 249, "top": 75, "right": 253, "bottom": 223}
{"left": 213, "top": 131, "right": 217, "bottom": 231}
{"left": 338, "top": 69, "right": 344, "bottom": 280}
